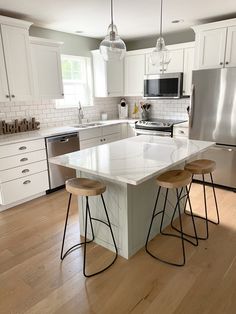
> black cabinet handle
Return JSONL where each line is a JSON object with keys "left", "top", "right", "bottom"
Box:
{"left": 20, "top": 157, "right": 28, "bottom": 162}
{"left": 5, "top": 95, "right": 10, "bottom": 98}
{"left": 22, "top": 169, "right": 30, "bottom": 174}
{"left": 23, "top": 180, "right": 31, "bottom": 185}
{"left": 19, "top": 146, "right": 27, "bottom": 150}
{"left": 11, "top": 95, "right": 15, "bottom": 98}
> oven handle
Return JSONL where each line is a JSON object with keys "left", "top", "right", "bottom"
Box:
{"left": 135, "top": 129, "right": 171, "bottom": 137}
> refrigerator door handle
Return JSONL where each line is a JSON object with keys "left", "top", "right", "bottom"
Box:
{"left": 190, "top": 84, "right": 195, "bottom": 128}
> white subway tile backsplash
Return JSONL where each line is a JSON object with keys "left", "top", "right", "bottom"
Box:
{"left": 0, "top": 97, "right": 120, "bottom": 128}
{"left": 126, "top": 96, "right": 190, "bottom": 121}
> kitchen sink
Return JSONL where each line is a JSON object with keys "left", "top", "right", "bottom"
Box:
{"left": 74, "top": 122, "right": 104, "bottom": 128}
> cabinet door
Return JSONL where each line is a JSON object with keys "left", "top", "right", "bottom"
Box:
{"left": 225, "top": 25, "right": 236, "bottom": 68}
{"left": 146, "top": 49, "right": 184, "bottom": 74}
{"left": 79, "top": 137, "right": 101, "bottom": 150}
{"left": 31, "top": 43, "right": 64, "bottom": 99}
{"left": 103, "top": 133, "right": 121, "bottom": 144}
{"left": 166, "top": 49, "right": 184, "bottom": 73}
{"left": 198, "top": 28, "right": 227, "bottom": 69}
{"left": 107, "top": 58, "right": 124, "bottom": 96}
{"left": 1, "top": 25, "right": 33, "bottom": 101}
{"left": 0, "top": 33, "right": 10, "bottom": 102}
{"left": 145, "top": 53, "right": 162, "bottom": 74}
{"left": 124, "top": 54, "right": 145, "bottom": 96}
{"left": 183, "top": 47, "right": 194, "bottom": 96}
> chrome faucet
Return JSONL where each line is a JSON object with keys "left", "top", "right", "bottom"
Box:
{"left": 78, "top": 102, "right": 84, "bottom": 125}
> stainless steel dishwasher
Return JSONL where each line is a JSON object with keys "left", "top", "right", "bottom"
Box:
{"left": 46, "top": 132, "right": 80, "bottom": 191}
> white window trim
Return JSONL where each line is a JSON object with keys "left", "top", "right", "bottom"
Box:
{"left": 56, "top": 54, "right": 93, "bottom": 109}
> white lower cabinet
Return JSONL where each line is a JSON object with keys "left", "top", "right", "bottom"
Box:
{"left": 1, "top": 171, "right": 49, "bottom": 205}
{"left": 0, "top": 138, "right": 49, "bottom": 207}
{"left": 79, "top": 124, "right": 122, "bottom": 150}
{"left": 173, "top": 123, "right": 189, "bottom": 138}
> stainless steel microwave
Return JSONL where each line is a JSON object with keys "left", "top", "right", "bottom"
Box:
{"left": 144, "top": 72, "right": 183, "bottom": 99}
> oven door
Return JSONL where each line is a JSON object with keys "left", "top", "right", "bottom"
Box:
{"left": 135, "top": 129, "right": 172, "bottom": 137}
{"left": 144, "top": 73, "right": 183, "bottom": 98}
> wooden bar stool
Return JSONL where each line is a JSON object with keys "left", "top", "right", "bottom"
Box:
{"left": 184, "top": 159, "right": 220, "bottom": 240}
{"left": 145, "top": 170, "right": 198, "bottom": 267}
{"left": 60, "top": 178, "right": 118, "bottom": 277}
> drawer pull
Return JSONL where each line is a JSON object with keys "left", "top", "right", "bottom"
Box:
{"left": 179, "top": 130, "right": 185, "bottom": 134}
{"left": 23, "top": 180, "right": 31, "bottom": 185}
{"left": 19, "top": 146, "right": 27, "bottom": 150}
{"left": 22, "top": 169, "right": 30, "bottom": 174}
{"left": 20, "top": 157, "right": 28, "bottom": 162}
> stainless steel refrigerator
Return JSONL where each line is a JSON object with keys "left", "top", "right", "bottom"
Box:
{"left": 189, "top": 68, "right": 236, "bottom": 190}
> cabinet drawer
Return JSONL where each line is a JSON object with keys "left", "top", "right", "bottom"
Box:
{"left": 103, "top": 133, "right": 121, "bottom": 144}
{"left": 0, "top": 160, "right": 48, "bottom": 183}
{"left": 0, "top": 171, "right": 49, "bottom": 205}
{"left": 173, "top": 127, "right": 189, "bottom": 138}
{"left": 102, "top": 124, "right": 121, "bottom": 136}
{"left": 80, "top": 137, "right": 101, "bottom": 150}
{"left": 79, "top": 127, "right": 102, "bottom": 141}
{"left": 0, "top": 138, "right": 45, "bottom": 158}
{"left": 0, "top": 149, "right": 47, "bottom": 171}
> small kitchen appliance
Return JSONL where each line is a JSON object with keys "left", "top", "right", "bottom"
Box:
{"left": 118, "top": 98, "right": 128, "bottom": 119}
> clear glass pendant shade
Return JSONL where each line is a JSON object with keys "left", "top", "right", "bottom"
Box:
{"left": 100, "top": 23, "right": 126, "bottom": 61}
{"left": 150, "top": 37, "right": 171, "bottom": 68}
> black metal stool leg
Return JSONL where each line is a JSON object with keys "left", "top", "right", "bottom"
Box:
{"left": 171, "top": 187, "right": 198, "bottom": 246}
{"left": 210, "top": 172, "right": 220, "bottom": 225}
{"left": 146, "top": 187, "right": 189, "bottom": 267}
{"left": 83, "top": 194, "right": 118, "bottom": 278}
{"left": 184, "top": 172, "right": 220, "bottom": 239}
{"left": 60, "top": 193, "right": 72, "bottom": 260}
{"left": 176, "top": 188, "right": 186, "bottom": 266}
{"left": 60, "top": 194, "right": 94, "bottom": 261}
{"left": 83, "top": 196, "right": 89, "bottom": 277}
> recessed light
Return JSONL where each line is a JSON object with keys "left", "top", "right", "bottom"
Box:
{"left": 171, "top": 19, "right": 184, "bottom": 24}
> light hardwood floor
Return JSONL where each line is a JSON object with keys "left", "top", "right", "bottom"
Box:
{"left": 0, "top": 184, "right": 236, "bottom": 314}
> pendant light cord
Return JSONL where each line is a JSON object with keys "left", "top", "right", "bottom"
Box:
{"left": 111, "top": 0, "right": 114, "bottom": 32}
{"left": 160, "top": 0, "right": 163, "bottom": 37}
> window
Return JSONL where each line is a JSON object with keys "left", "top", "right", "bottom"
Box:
{"left": 56, "top": 55, "right": 93, "bottom": 108}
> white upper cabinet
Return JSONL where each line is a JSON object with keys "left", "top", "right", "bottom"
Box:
{"left": 92, "top": 50, "right": 124, "bottom": 97}
{"left": 225, "top": 25, "right": 236, "bottom": 67}
{"left": 0, "top": 35, "right": 9, "bottom": 102}
{"left": 30, "top": 37, "right": 64, "bottom": 100}
{"left": 124, "top": 52, "right": 145, "bottom": 96}
{"left": 145, "top": 44, "right": 187, "bottom": 75}
{"left": 166, "top": 49, "right": 184, "bottom": 73}
{"left": 0, "top": 16, "right": 33, "bottom": 102}
{"left": 192, "top": 18, "right": 236, "bottom": 70}
{"left": 197, "top": 28, "right": 227, "bottom": 69}
{"left": 183, "top": 46, "right": 195, "bottom": 95}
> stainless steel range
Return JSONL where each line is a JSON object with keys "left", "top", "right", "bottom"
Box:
{"left": 135, "top": 119, "right": 186, "bottom": 137}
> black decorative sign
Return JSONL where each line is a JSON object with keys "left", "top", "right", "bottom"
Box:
{"left": 0, "top": 118, "right": 40, "bottom": 135}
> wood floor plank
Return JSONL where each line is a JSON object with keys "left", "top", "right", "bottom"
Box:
{"left": 0, "top": 184, "right": 235, "bottom": 313}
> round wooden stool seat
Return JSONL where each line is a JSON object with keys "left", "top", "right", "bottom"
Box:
{"left": 66, "top": 178, "right": 106, "bottom": 196}
{"left": 156, "top": 170, "right": 192, "bottom": 189}
{"left": 184, "top": 159, "right": 216, "bottom": 175}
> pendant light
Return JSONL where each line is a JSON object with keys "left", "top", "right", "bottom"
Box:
{"left": 150, "top": 0, "right": 170, "bottom": 70}
{"left": 100, "top": 0, "right": 126, "bottom": 61}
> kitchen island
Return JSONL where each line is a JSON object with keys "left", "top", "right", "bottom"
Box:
{"left": 50, "top": 135, "right": 214, "bottom": 259}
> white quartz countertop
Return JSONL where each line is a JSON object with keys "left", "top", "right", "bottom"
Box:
{"left": 50, "top": 135, "right": 215, "bottom": 185}
{"left": 0, "top": 119, "right": 137, "bottom": 146}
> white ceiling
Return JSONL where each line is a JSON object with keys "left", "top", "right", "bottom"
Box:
{"left": 0, "top": 0, "right": 236, "bottom": 39}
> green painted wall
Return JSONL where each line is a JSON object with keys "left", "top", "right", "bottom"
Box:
{"left": 29, "top": 26, "right": 100, "bottom": 57}
{"left": 126, "top": 29, "right": 195, "bottom": 50}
